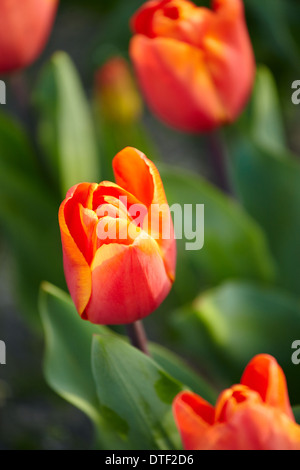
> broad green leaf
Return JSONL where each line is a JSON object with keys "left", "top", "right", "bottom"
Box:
{"left": 229, "top": 139, "right": 300, "bottom": 296}
{"left": 39, "top": 282, "right": 129, "bottom": 449}
{"left": 159, "top": 164, "right": 277, "bottom": 304}
{"left": 39, "top": 282, "right": 106, "bottom": 422}
{"left": 0, "top": 112, "right": 65, "bottom": 326}
{"left": 33, "top": 51, "right": 100, "bottom": 196}
{"left": 39, "top": 283, "right": 185, "bottom": 450}
{"left": 251, "top": 66, "right": 286, "bottom": 153}
{"left": 171, "top": 282, "right": 300, "bottom": 405}
{"left": 149, "top": 343, "right": 218, "bottom": 404}
{"left": 91, "top": 334, "right": 184, "bottom": 450}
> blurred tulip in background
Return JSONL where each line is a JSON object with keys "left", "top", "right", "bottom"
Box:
{"left": 0, "top": 0, "right": 59, "bottom": 74}
{"left": 173, "top": 354, "right": 300, "bottom": 450}
{"left": 94, "top": 56, "right": 143, "bottom": 124}
{"left": 130, "top": 0, "right": 255, "bottom": 132}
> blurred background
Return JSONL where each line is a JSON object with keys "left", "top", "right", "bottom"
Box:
{"left": 1, "top": 0, "right": 300, "bottom": 449}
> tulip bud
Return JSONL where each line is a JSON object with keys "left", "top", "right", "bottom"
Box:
{"left": 94, "top": 56, "right": 143, "bottom": 124}
{"left": 173, "top": 354, "right": 300, "bottom": 450}
{"left": 58, "top": 147, "right": 176, "bottom": 325}
{"left": 129, "top": 0, "right": 255, "bottom": 133}
{"left": 0, "top": 0, "right": 58, "bottom": 74}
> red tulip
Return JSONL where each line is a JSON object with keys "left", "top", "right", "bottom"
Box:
{"left": 129, "top": 0, "right": 255, "bottom": 133}
{"left": 173, "top": 354, "right": 300, "bottom": 450}
{"left": 58, "top": 147, "right": 176, "bottom": 325}
{"left": 0, "top": 0, "right": 58, "bottom": 74}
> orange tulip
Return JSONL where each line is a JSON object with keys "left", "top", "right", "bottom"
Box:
{"left": 58, "top": 147, "right": 176, "bottom": 325}
{"left": 173, "top": 354, "right": 300, "bottom": 450}
{"left": 129, "top": 0, "right": 255, "bottom": 133}
{"left": 0, "top": 0, "right": 58, "bottom": 74}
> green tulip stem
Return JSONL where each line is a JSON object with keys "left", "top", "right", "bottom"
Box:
{"left": 207, "top": 130, "right": 232, "bottom": 195}
{"left": 125, "top": 321, "right": 150, "bottom": 356}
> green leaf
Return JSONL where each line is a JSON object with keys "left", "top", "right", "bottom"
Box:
{"left": 149, "top": 343, "right": 218, "bottom": 405}
{"left": 91, "top": 334, "right": 184, "bottom": 450}
{"left": 39, "top": 282, "right": 106, "bottom": 423}
{"left": 171, "top": 281, "right": 300, "bottom": 405}
{"left": 250, "top": 66, "right": 287, "bottom": 153}
{"left": 159, "top": 164, "right": 277, "bottom": 304}
{"left": 33, "top": 51, "right": 100, "bottom": 196}
{"left": 39, "top": 283, "right": 185, "bottom": 450}
{"left": 39, "top": 282, "right": 130, "bottom": 449}
{"left": 0, "top": 112, "right": 65, "bottom": 327}
{"left": 229, "top": 139, "right": 300, "bottom": 296}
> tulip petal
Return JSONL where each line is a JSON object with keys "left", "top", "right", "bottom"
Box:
{"left": 130, "top": 35, "right": 227, "bottom": 132}
{"left": 213, "top": 0, "right": 243, "bottom": 17}
{"left": 64, "top": 183, "right": 98, "bottom": 264}
{"left": 241, "top": 354, "right": 295, "bottom": 421}
{"left": 214, "top": 384, "right": 263, "bottom": 424}
{"left": 152, "top": 1, "right": 214, "bottom": 48}
{"left": 203, "top": 0, "right": 255, "bottom": 121}
{"left": 113, "top": 147, "right": 176, "bottom": 281}
{"left": 220, "top": 404, "right": 300, "bottom": 450}
{"left": 59, "top": 200, "right": 92, "bottom": 317}
{"left": 113, "top": 147, "right": 168, "bottom": 208}
{"left": 130, "top": 0, "right": 167, "bottom": 38}
{"left": 173, "top": 391, "right": 215, "bottom": 450}
{"left": 92, "top": 181, "right": 141, "bottom": 212}
{"left": 113, "top": 147, "right": 155, "bottom": 207}
{"left": 174, "top": 392, "right": 300, "bottom": 450}
{"left": 84, "top": 233, "right": 172, "bottom": 324}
